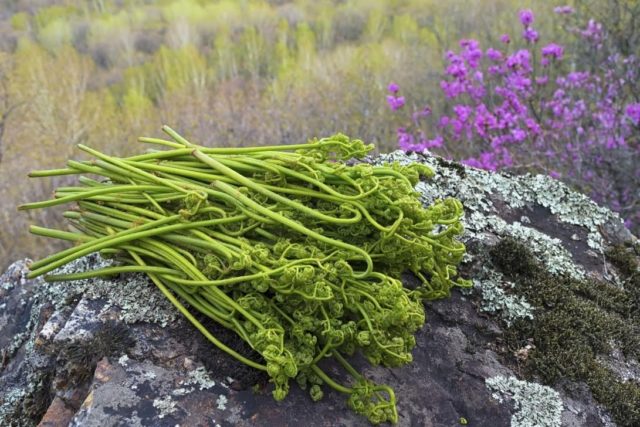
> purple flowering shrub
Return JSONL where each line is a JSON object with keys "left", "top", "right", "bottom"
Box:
{"left": 388, "top": 7, "right": 640, "bottom": 231}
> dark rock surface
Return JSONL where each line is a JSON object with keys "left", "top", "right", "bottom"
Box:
{"left": 1, "top": 151, "right": 637, "bottom": 427}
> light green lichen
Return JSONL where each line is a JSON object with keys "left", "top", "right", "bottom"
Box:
{"left": 499, "top": 221, "right": 585, "bottom": 280}
{"left": 216, "top": 394, "right": 228, "bottom": 410}
{"left": 118, "top": 354, "right": 130, "bottom": 367}
{"left": 152, "top": 395, "right": 177, "bottom": 419}
{"left": 474, "top": 270, "right": 534, "bottom": 326}
{"left": 485, "top": 375, "right": 563, "bottom": 427}
{"left": 184, "top": 366, "right": 216, "bottom": 391}
{"left": 0, "top": 386, "right": 28, "bottom": 422}
{"left": 170, "top": 365, "right": 218, "bottom": 399}
{"left": 43, "top": 254, "right": 178, "bottom": 326}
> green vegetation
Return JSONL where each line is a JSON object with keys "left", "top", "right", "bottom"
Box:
{"left": 21, "top": 128, "right": 469, "bottom": 423}
{"left": 0, "top": 0, "right": 566, "bottom": 269}
{"left": 1, "top": 1, "right": 638, "bottom": 424}
{"left": 490, "top": 238, "right": 640, "bottom": 426}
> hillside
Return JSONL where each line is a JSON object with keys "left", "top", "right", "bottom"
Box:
{"left": 0, "top": 0, "right": 582, "bottom": 270}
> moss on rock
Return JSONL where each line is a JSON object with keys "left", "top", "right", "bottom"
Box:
{"left": 490, "top": 238, "right": 640, "bottom": 426}
{"left": 606, "top": 244, "right": 640, "bottom": 319}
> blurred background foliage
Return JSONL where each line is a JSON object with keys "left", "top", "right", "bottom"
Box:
{"left": 0, "top": 0, "right": 636, "bottom": 269}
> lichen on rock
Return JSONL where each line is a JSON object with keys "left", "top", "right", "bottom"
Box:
{"left": 42, "top": 253, "right": 178, "bottom": 326}
{"left": 474, "top": 269, "right": 534, "bottom": 326}
{"left": 485, "top": 375, "right": 563, "bottom": 427}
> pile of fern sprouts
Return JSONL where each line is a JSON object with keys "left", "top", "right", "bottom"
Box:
{"left": 21, "top": 127, "right": 469, "bottom": 424}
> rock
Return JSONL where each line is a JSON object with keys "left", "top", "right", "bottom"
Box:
{"left": 38, "top": 397, "right": 75, "bottom": 427}
{"left": 1, "top": 151, "right": 637, "bottom": 427}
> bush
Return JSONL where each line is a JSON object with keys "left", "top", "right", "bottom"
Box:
{"left": 388, "top": 7, "right": 640, "bottom": 232}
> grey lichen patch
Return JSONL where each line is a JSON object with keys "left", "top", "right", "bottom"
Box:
{"left": 152, "top": 395, "right": 177, "bottom": 419}
{"left": 474, "top": 270, "right": 534, "bottom": 326}
{"left": 509, "top": 174, "right": 616, "bottom": 250}
{"left": 486, "top": 375, "right": 563, "bottom": 427}
{"left": 498, "top": 222, "right": 585, "bottom": 280}
{"left": 181, "top": 366, "right": 216, "bottom": 391}
{"left": 3, "top": 330, "right": 30, "bottom": 360}
{"left": 454, "top": 161, "right": 620, "bottom": 252}
{"left": 118, "top": 354, "right": 130, "bottom": 367}
{"left": 216, "top": 394, "right": 228, "bottom": 410}
{"left": 168, "top": 365, "right": 219, "bottom": 401}
{"left": 0, "top": 384, "right": 29, "bottom": 423}
{"left": 465, "top": 213, "right": 586, "bottom": 280}
{"left": 1, "top": 280, "right": 15, "bottom": 292}
{"left": 43, "top": 254, "right": 177, "bottom": 326}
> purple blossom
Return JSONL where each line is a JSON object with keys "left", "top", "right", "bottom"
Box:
{"left": 396, "top": 127, "right": 415, "bottom": 150}
{"left": 488, "top": 65, "right": 501, "bottom": 75}
{"left": 522, "top": 27, "right": 539, "bottom": 43}
{"left": 500, "top": 34, "right": 510, "bottom": 44}
{"left": 440, "top": 80, "right": 464, "bottom": 98}
{"left": 453, "top": 104, "right": 473, "bottom": 122}
{"left": 460, "top": 39, "right": 480, "bottom": 50}
{"left": 387, "top": 82, "right": 399, "bottom": 93}
{"left": 506, "top": 50, "right": 532, "bottom": 71}
{"left": 397, "top": 129, "right": 443, "bottom": 153}
{"left": 463, "top": 152, "right": 498, "bottom": 171}
{"left": 388, "top": 8, "right": 640, "bottom": 232}
{"left": 425, "top": 136, "right": 444, "bottom": 149}
{"left": 525, "top": 118, "right": 541, "bottom": 134}
{"left": 501, "top": 148, "right": 513, "bottom": 167}
{"left": 511, "top": 128, "right": 527, "bottom": 142}
{"left": 581, "top": 19, "right": 603, "bottom": 41}
{"left": 541, "top": 43, "right": 564, "bottom": 59}
{"left": 486, "top": 48, "right": 503, "bottom": 61}
{"left": 566, "top": 71, "right": 590, "bottom": 86}
{"left": 553, "top": 6, "right": 574, "bottom": 15}
{"left": 450, "top": 118, "right": 464, "bottom": 137}
{"left": 604, "top": 136, "right": 624, "bottom": 149}
{"left": 536, "top": 76, "right": 549, "bottom": 85}
{"left": 507, "top": 73, "right": 532, "bottom": 92}
{"left": 387, "top": 95, "right": 405, "bottom": 111}
{"left": 473, "top": 104, "right": 497, "bottom": 134}
{"left": 519, "top": 9, "right": 534, "bottom": 26}
{"left": 412, "top": 106, "right": 432, "bottom": 122}
{"left": 445, "top": 55, "right": 468, "bottom": 78}
{"left": 626, "top": 103, "right": 640, "bottom": 125}
{"left": 460, "top": 39, "right": 483, "bottom": 68}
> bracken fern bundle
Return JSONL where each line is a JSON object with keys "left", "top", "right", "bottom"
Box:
{"left": 21, "top": 126, "right": 469, "bottom": 424}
